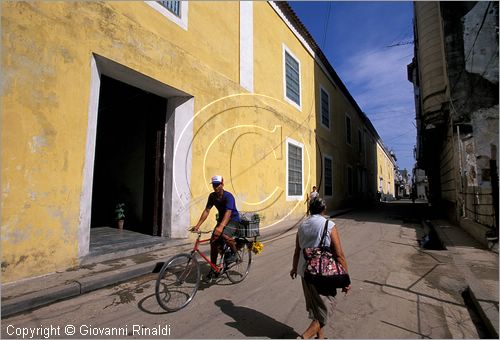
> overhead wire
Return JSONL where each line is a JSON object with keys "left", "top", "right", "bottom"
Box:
{"left": 321, "top": 2, "right": 332, "bottom": 49}
{"left": 383, "top": 128, "right": 416, "bottom": 142}
{"left": 370, "top": 113, "right": 414, "bottom": 121}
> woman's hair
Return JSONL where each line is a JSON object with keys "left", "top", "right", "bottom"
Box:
{"left": 309, "top": 197, "right": 327, "bottom": 215}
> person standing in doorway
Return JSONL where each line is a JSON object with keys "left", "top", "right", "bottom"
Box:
{"left": 191, "top": 175, "right": 241, "bottom": 281}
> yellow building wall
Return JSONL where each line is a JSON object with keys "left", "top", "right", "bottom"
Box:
{"left": 328, "top": 85, "right": 364, "bottom": 204}
{"left": 237, "top": 2, "right": 316, "bottom": 220}
{"left": 310, "top": 60, "right": 380, "bottom": 210}
{"left": 313, "top": 66, "right": 348, "bottom": 208}
{"left": 376, "top": 143, "right": 396, "bottom": 197}
{"left": 1, "top": 1, "right": 318, "bottom": 282}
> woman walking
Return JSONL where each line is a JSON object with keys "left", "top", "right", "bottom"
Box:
{"left": 290, "top": 198, "right": 351, "bottom": 339}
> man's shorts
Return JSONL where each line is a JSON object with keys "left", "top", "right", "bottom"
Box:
{"left": 213, "top": 220, "right": 240, "bottom": 239}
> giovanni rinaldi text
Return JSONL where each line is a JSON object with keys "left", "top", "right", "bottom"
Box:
{"left": 6, "top": 324, "right": 172, "bottom": 338}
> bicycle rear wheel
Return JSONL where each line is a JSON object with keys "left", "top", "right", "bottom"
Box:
{"left": 155, "top": 253, "right": 200, "bottom": 312}
{"left": 225, "top": 240, "right": 252, "bottom": 283}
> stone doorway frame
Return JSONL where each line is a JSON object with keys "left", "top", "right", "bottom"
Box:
{"left": 78, "top": 54, "right": 194, "bottom": 259}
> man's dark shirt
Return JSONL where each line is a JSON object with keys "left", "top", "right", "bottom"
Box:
{"left": 206, "top": 191, "right": 241, "bottom": 223}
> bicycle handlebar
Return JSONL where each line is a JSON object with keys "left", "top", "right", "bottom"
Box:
{"left": 188, "top": 228, "right": 212, "bottom": 236}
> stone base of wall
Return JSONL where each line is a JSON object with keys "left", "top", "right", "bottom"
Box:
{"left": 442, "top": 199, "right": 493, "bottom": 248}
{"left": 459, "top": 217, "right": 492, "bottom": 248}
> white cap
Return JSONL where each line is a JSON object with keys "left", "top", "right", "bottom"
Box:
{"left": 211, "top": 175, "right": 223, "bottom": 184}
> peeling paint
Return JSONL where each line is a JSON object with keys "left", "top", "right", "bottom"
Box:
{"left": 463, "top": 2, "right": 499, "bottom": 84}
{"left": 60, "top": 47, "right": 74, "bottom": 63}
{"left": 29, "top": 135, "right": 49, "bottom": 153}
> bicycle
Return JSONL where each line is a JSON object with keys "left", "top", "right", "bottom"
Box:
{"left": 155, "top": 230, "right": 252, "bottom": 312}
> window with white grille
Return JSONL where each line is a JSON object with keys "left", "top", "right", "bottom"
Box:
{"left": 283, "top": 45, "right": 301, "bottom": 109}
{"left": 146, "top": 1, "right": 188, "bottom": 30}
{"left": 158, "top": 0, "right": 180, "bottom": 17}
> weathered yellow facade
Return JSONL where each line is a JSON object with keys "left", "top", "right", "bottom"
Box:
{"left": 2, "top": 1, "right": 391, "bottom": 283}
{"left": 376, "top": 143, "right": 397, "bottom": 199}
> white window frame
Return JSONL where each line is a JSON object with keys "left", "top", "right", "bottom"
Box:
{"left": 145, "top": 1, "right": 189, "bottom": 30}
{"left": 319, "top": 85, "right": 330, "bottom": 130}
{"left": 323, "top": 155, "right": 333, "bottom": 197}
{"left": 282, "top": 44, "right": 302, "bottom": 111}
{"left": 286, "top": 137, "right": 304, "bottom": 201}
{"left": 345, "top": 113, "right": 352, "bottom": 146}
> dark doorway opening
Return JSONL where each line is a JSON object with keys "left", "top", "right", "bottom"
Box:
{"left": 91, "top": 75, "right": 166, "bottom": 236}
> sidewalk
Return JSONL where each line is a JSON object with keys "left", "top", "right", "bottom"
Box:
{"left": 424, "top": 219, "right": 499, "bottom": 338}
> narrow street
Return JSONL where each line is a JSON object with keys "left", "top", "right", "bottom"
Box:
{"left": 2, "top": 201, "right": 484, "bottom": 339}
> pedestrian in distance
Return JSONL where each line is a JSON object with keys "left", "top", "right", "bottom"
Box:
{"left": 191, "top": 175, "right": 241, "bottom": 281}
{"left": 411, "top": 185, "right": 417, "bottom": 203}
{"left": 306, "top": 185, "right": 319, "bottom": 215}
{"left": 290, "top": 198, "right": 351, "bottom": 339}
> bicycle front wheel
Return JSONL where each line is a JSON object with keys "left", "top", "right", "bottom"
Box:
{"left": 155, "top": 253, "right": 200, "bottom": 312}
{"left": 226, "top": 241, "right": 252, "bottom": 283}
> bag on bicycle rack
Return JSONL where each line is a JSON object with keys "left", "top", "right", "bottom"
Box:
{"left": 238, "top": 212, "right": 260, "bottom": 237}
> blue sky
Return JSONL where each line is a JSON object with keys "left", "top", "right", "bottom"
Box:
{"left": 289, "top": 1, "right": 416, "bottom": 173}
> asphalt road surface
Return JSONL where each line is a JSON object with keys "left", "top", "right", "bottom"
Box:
{"left": 2, "top": 202, "right": 483, "bottom": 339}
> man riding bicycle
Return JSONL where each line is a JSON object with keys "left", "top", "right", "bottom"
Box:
{"left": 191, "top": 175, "right": 241, "bottom": 280}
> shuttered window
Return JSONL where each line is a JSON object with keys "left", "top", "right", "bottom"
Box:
{"left": 358, "top": 129, "right": 363, "bottom": 153}
{"left": 324, "top": 156, "right": 333, "bottom": 196}
{"left": 345, "top": 115, "right": 352, "bottom": 145}
{"left": 320, "top": 88, "right": 330, "bottom": 128}
{"left": 285, "top": 50, "right": 300, "bottom": 106}
{"left": 158, "top": 0, "right": 180, "bottom": 17}
{"left": 287, "top": 140, "right": 303, "bottom": 197}
{"left": 347, "top": 166, "right": 353, "bottom": 195}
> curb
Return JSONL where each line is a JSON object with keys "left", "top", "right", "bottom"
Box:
{"left": 2, "top": 282, "right": 81, "bottom": 317}
{"left": 466, "top": 287, "right": 499, "bottom": 338}
{"left": 2, "top": 261, "right": 160, "bottom": 318}
{"left": 423, "top": 219, "right": 499, "bottom": 338}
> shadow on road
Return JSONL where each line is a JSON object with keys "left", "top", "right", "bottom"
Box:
{"left": 215, "top": 299, "right": 300, "bottom": 338}
{"left": 138, "top": 293, "right": 168, "bottom": 315}
{"left": 336, "top": 200, "right": 432, "bottom": 226}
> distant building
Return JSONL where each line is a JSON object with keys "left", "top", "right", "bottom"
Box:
{"left": 399, "top": 169, "right": 412, "bottom": 198}
{"left": 408, "top": 2, "right": 499, "bottom": 245}
{"left": 376, "top": 144, "right": 397, "bottom": 201}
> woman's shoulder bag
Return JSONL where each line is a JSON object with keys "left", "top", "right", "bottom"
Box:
{"left": 303, "top": 218, "right": 351, "bottom": 296}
